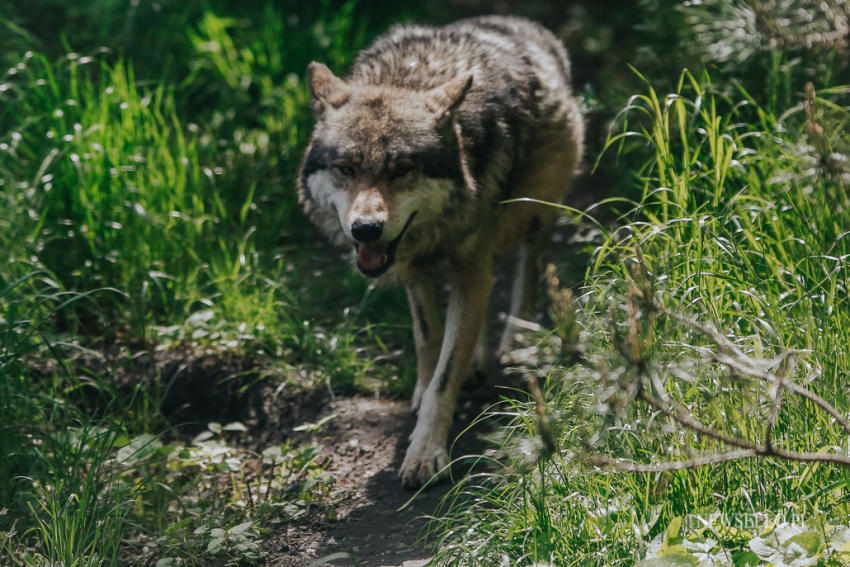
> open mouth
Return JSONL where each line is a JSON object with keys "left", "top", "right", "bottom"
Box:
{"left": 355, "top": 211, "right": 418, "bottom": 278}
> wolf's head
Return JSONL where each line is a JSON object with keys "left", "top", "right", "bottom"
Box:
{"left": 298, "top": 62, "right": 473, "bottom": 279}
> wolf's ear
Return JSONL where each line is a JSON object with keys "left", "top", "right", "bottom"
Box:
{"left": 308, "top": 62, "right": 350, "bottom": 111}
{"left": 426, "top": 75, "right": 473, "bottom": 118}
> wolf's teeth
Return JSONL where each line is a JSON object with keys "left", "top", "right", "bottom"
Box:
{"left": 381, "top": 254, "right": 388, "bottom": 264}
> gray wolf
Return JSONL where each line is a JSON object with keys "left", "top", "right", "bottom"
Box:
{"left": 298, "top": 15, "right": 584, "bottom": 487}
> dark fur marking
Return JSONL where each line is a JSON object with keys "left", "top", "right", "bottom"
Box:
{"left": 301, "top": 140, "right": 341, "bottom": 181}
{"left": 365, "top": 96, "right": 384, "bottom": 109}
{"left": 413, "top": 298, "right": 429, "bottom": 340}
{"left": 466, "top": 19, "right": 525, "bottom": 43}
{"left": 469, "top": 112, "right": 503, "bottom": 182}
{"left": 436, "top": 351, "right": 455, "bottom": 393}
{"left": 548, "top": 44, "right": 571, "bottom": 83}
{"left": 374, "top": 140, "right": 465, "bottom": 185}
{"left": 344, "top": 17, "right": 562, "bottom": 204}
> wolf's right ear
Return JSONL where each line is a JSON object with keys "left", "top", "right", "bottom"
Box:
{"left": 308, "top": 62, "right": 350, "bottom": 112}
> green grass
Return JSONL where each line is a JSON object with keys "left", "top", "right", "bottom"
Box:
{"left": 0, "top": 272, "right": 135, "bottom": 566}
{"left": 430, "top": 65, "right": 850, "bottom": 565}
{"left": 0, "top": 0, "right": 414, "bottom": 374}
{"left": 0, "top": 2, "right": 416, "bottom": 563}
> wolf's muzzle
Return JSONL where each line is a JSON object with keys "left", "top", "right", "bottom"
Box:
{"left": 355, "top": 211, "right": 418, "bottom": 278}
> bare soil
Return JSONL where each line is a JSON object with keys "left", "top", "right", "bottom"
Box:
{"left": 262, "top": 388, "right": 499, "bottom": 567}
{"left": 265, "top": 396, "right": 441, "bottom": 567}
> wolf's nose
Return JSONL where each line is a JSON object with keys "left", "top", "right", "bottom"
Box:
{"left": 351, "top": 220, "right": 383, "bottom": 243}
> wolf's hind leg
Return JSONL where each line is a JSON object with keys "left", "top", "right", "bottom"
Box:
{"left": 406, "top": 279, "right": 442, "bottom": 413}
{"left": 498, "top": 222, "right": 551, "bottom": 357}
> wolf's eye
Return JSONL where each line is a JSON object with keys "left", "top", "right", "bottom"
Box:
{"left": 334, "top": 165, "right": 356, "bottom": 177}
{"left": 391, "top": 163, "right": 415, "bottom": 179}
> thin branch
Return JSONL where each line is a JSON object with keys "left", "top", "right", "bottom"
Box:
{"left": 665, "top": 310, "right": 747, "bottom": 358}
{"left": 638, "top": 387, "right": 761, "bottom": 452}
{"left": 717, "top": 353, "right": 850, "bottom": 437}
{"left": 667, "top": 310, "right": 850, "bottom": 437}
{"left": 589, "top": 449, "right": 758, "bottom": 472}
{"left": 767, "top": 447, "right": 850, "bottom": 468}
{"left": 587, "top": 284, "right": 850, "bottom": 476}
{"left": 590, "top": 445, "right": 850, "bottom": 472}
{"left": 764, "top": 380, "right": 783, "bottom": 453}
{"left": 754, "top": 1, "right": 850, "bottom": 50}
{"left": 628, "top": 358, "right": 850, "bottom": 471}
{"left": 594, "top": 383, "right": 850, "bottom": 472}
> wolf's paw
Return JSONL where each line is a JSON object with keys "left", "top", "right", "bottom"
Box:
{"left": 399, "top": 436, "right": 449, "bottom": 488}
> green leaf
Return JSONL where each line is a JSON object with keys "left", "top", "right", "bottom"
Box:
{"left": 659, "top": 544, "right": 691, "bottom": 557}
{"left": 293, "top": 413, "right": 336, "bottom": 432}
{"left": 229, "top": 520, "right": 253, "bottom": 535}
{"left": 660, "top": 516, "right": 685, "bottom": 549}
{"left": 207, "top": 536, "right": 224, "bottom": 553}
{"left": 786, "top": 531, "right": 821, "bottom": 556}
{"left": 668, "top": 516, "right": 683, "bottom": 539}
{"left": 116, "top": 433, "right": 161, "bottom": 465}
{"left": 192, "top": 430, "right": 215, "bottom": 444}
{"left": 715, "top": 524, "right": 752, "bottom": 545}
{"left": 731, "top": 551, "right": 759, "bottom": 566}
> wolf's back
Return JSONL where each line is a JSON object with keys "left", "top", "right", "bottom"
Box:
{"left": 349, "top": 16, "right": 572, "bottom": 112}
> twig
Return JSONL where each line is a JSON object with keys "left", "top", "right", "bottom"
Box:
{"left": 717, "top": 353, "right": 850, "bottom": 437}
{"left": 666, "top": 310, "right": 850, "bottom": 436}
{"left": 764, "top": 379, "right": 783, "bottom": 453}
{"left": 586, "top": 258, "right": 850, "bottom": 474}
{"left": 590, "top": 444, "right": 850, "bottom": 472}
{"left": 635, "top": 386, "right": 850, "bottom": 468}
{"left": 638, "top": 387, "right": 760, "bottom": 452}
{"left": 754, "top": 1, "right": 850, "bottom": 50}
{"left": 590, "top": 449, "right": 758, "bottom": 472}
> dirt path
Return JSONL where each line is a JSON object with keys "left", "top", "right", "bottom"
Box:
{"left": 262, "top": 392, "right": 495, "bottom": 567}
{"left": 116, "top": 220, "right": 588, "bottom": 566}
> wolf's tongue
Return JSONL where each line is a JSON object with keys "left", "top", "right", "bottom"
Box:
{"left": 357, "top": 243, "right": 386, "bottom": 269}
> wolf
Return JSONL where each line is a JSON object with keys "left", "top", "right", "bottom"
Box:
{"left": 298, "top": 15, "right": 584, "bottom": 487}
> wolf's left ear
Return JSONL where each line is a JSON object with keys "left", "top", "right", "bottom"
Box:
{"left": 308, "top": 62, "right": 351, "bottom": 112}
{"left": 426, "top": 75, "right": 473, "bottom": 119}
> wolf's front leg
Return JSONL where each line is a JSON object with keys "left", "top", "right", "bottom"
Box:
{"left": 400, "top": 263, "right": 494, "bottom": 487}
{"left": 406, "top": 279, "right": 443, "bottom": 412}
